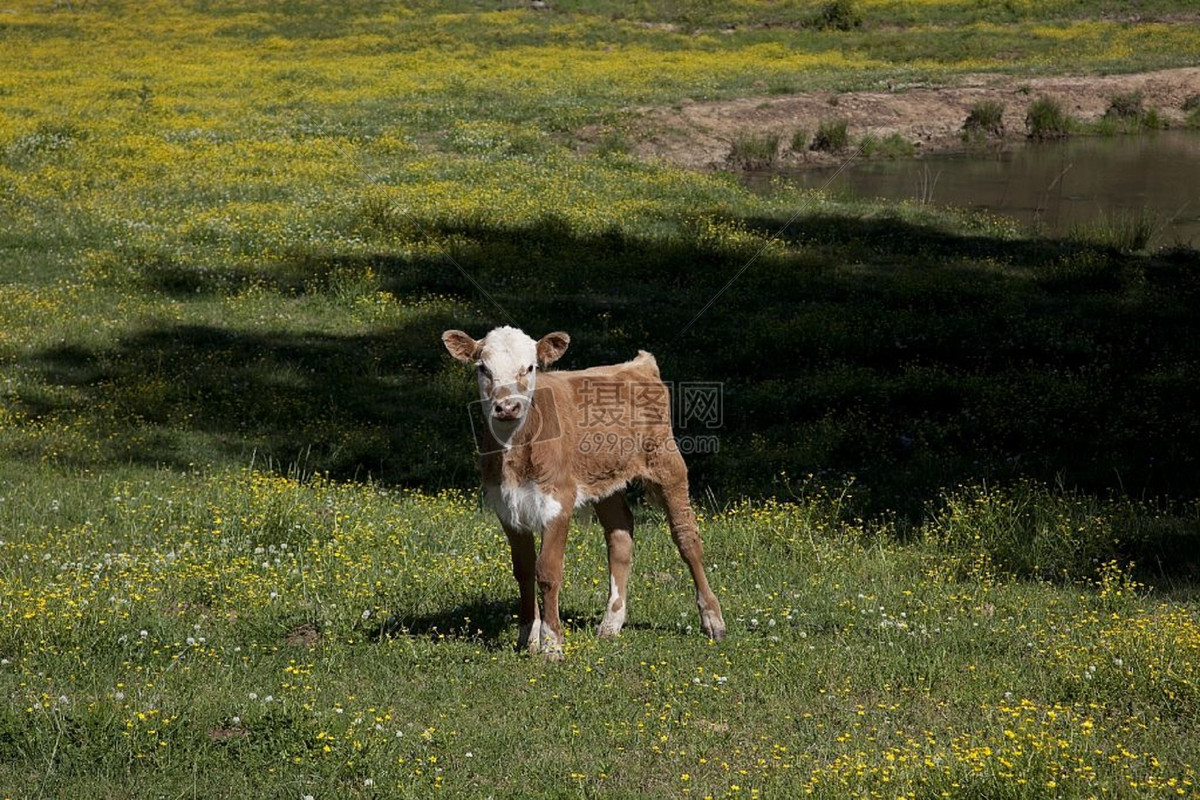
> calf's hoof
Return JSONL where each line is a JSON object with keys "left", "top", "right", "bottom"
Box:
{"left": 701, "top": 609, "right": 727, "bottom": 642}
{"left": 539, "top": 624, "right": 564, "bottom": 661}
{"left": 597, "top": 605, "right": 627, "bottom": 639}
{"left": 518, "top": 621, "right": 542, "bottom": 654}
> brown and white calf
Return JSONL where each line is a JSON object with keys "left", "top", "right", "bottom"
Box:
{"left": 442, "top": 326, "right": 726, "bottom": 658}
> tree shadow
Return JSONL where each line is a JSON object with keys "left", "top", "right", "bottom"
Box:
{"left": 370, "top": 596, "right": 515, "bottom": 650}
{"left": 369, "top": 598, "right": 669, "bottom": 652}
{"left": 14, "top": 209, "right": 1200, "bottom": 573}
{"left": 25, "top": 316, "right": 480, "bottom": 485}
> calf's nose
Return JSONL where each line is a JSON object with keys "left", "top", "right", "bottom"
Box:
{"left": 493, "top": 398, "right": 523, "bottom": 420}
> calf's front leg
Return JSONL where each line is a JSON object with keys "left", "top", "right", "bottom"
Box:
{"left": 505, "top": 527, "right": 541, "bottom": 653}
{"left": 535, "top": 510, "right": 572, "bottom": 660}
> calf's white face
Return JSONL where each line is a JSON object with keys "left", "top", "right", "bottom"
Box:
{"left": 442, "top": 326, "right": 570, "bottom": 436}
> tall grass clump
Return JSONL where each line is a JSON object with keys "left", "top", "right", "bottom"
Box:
{"left": 811, "top": 0, "right": 863, "bottom": 31}
{"left": 1025, "top": 95, "right": 1073, "bottom": 140}
{"left": 926, "top": 482, "right": 1129, "bottom": 582}
{"left": 727, "top": 131, "right": 781, "bottom": 169}
{"left": 859, "top": 132, "right": 916, "bottom": 159}
{"left": 1105, "top": 90, "right": 1145, "bottom": 121}
{"left": 1142, "top": 106, "right": 1166, "bottom": 130}
{"left": 811, "top": 118, "right": 850, "bottom": 152}
{"left": 962, "top": 99, "right": 1006, "bottom": 139}
{"left": 789, "top": 129, "right": 810, "bottom": 152}
{"left": 1095, "top": 90, "right": 1165, "bottom": 133}
{"left": 1183, "top": 94, "right": 1200, "bottom": 129}
{"left": 1068, "top": 207, "right": 1159, "bottom": 253}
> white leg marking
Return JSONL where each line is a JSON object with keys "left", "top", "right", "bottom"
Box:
{"left": 520, "top": 620, "right": 541, "bottom": 654}
{"left": 539, "top": 623, "right": 563, "bottom": 661}
{"left": 598, "top": 575, "right": 626, "bottom": 638}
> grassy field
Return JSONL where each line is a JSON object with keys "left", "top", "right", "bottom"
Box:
{"left": 3, "top": 0, "right": 1200, "bottom": 797}
{"left": 3, "top": 471, "right": 1200, "bottom": 798}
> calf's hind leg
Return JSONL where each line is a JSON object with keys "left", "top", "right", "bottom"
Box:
{"left": 594, "top": 492, "right": 634, "bottom": 638}
{"left": 650, "top": 461, "right": 726, "bottom": 641}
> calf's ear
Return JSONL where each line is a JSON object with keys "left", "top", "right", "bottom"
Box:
{"left": 536, "top": 331, "right": 570, "bottom": 366}
{"left": 442, "top": 330, "right": 481, "bottom": 363}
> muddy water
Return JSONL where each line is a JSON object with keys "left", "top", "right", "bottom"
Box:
{"left": 761, "top": 130, "right": 1200, "bottom": 248}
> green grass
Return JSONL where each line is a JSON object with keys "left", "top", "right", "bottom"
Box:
{"left": 858, "top": 131, "right": 917, "bottom": 159}
{"left": 810, "top": 118, "right": 851, "bottom": 152}
{"left": 2, "top": 466, "right": 1199, "bottom": 798}
{"left": 963, "top": 99, "right": 1007, "bottom": 139}
{"left": 1025, "top": 95, "right": 1075, "bottom": 140}
{"left": 1184, "top": 94, "right": 1200, "bottom": 129}
{"left": 2, "top": 1, "right": 1200, "bottom": 797}
{"left": 789, "top": 128, "right": 811, "bottom": 152}
{"left": 811, "top": 0, "right": 864, "bottom": 31}
{"left": 727, "top": 132, "right": 781, "bottom": 169}
{"left": 1068, "top": 208, "right": 1162, "bottom": 253}
{"left": 1091, "top": 91, "right": 1169, "bottom": 134}
{"left": 1106, "top": 91, "right": 1146, "bottom": 121}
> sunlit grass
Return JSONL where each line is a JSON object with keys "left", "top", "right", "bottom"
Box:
{"left": 1, "top": 466, "right": 1198, "bottom": 797}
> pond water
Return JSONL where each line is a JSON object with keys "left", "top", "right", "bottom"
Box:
{"left": 757, "top": 130, "right": 1200, "bottom": 248}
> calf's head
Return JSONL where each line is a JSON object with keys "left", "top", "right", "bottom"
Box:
{"left": 442, "top": 326, "right": 570, "bottom": 435}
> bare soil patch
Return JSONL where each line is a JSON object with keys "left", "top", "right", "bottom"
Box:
{"left": 284, "top": 621, "right": 322, "bottom": 647}
{"left": 616, "top": 67, "right": 1200, "bottom": 170}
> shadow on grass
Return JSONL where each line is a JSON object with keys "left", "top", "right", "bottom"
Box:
{"left": 15, "top": 209, "right": 1200, "bottom": 572}
{"left": 24, "top": 317, "right": 480, "bottom": 486}
{"left": 371, "top": 599, "right": 665, "bottom": 652}
{"left": 371, "top": 596, "right": 515, "bottom": 650}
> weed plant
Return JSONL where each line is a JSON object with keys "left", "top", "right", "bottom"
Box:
{"left": 1106, "top": 91, "right": 1145, "bottom": 121}
{"left": 1093, "top": 91, "right": 1168, "bottom": 134}
{"left": 811, "top": 118, "right": 851, "bottom": 152}
{"left": 859, "top": 132, "right": 917, "bottom": 159}
{"left": 1025, "top": 95, "right": 1074, "bottom": 139}
{"left": 962, "top": 99, "right": 1006, "bottom": 138}
{"left": 1068, "top": 207, "right": 1160, "bottom": 253}
{"left": 1143, "top": 106, "right": 1166, "bottom": 130}
{"left": 727, "top": 132, "right": 781, "bottom": 169}
{"left": 879, "top": 132, "right": 916, "bottom": 158}
{"left": 811, "top": 0, "right": 864, "bottom": 31}
{"left": 789, "top": 129, "right": 811, "bottom": 152}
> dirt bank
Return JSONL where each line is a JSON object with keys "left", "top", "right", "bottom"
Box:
{"left": 619, "top": 67, "right": 1200, "bottom": 170}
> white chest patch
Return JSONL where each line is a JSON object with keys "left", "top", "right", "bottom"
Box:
{"left": 485, "top": 482, "right": 564, "bottom": 532}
